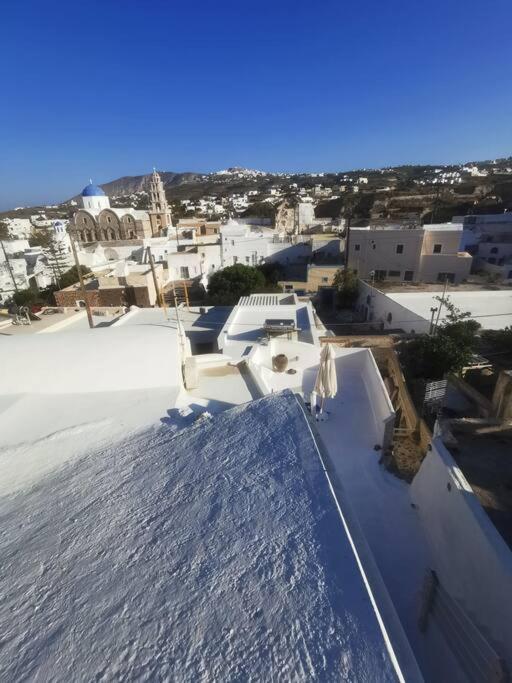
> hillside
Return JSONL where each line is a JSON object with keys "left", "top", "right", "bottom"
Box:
{"left": 100, "top": 171, "right": 204, "bottom": 197}
{"left": 2, "top": 156, "right": 512, "bottom": 224}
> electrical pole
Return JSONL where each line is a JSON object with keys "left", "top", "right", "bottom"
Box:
{"left": 429, "top": 307, "right": 438, "bottom": 335}
{"left": 147, "top": 246, "right": 164, "bottom": 308}
{"left": 342, "top": 202, "right": 354, "bottom": 295}
{"left": 433, "top": 276, "right": 449, "bottom": 334}
{"left": 69, "top": 229, "right": 94, "bottom": 329}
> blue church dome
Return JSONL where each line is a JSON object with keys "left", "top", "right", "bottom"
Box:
{"left": 81, "top": 183, "right": 105, "bottom": 197}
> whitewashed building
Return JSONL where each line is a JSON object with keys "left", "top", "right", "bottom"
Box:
{"left": 348, "top": 223, "right": 472, "bottom": 284}
{"left": 356, "top": 282, "right": 512, "bottom": 332}
{"left": 458, "top": 213, "right": 512, "bottom": 280}
{"left": 220, "top": 220, "right": 311, "bottom": 268}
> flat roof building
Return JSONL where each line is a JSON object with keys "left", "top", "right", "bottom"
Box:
{"left": 356, "top": 281, "right": 512, "bottom": 333}
{"left": 348, "top": 223, "right": 472, "bottom": 285}
{"left": 217, "top": 292, "right": 324, "bottom": 356}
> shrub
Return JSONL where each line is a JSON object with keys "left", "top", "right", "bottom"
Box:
{"left": 207, "top": 264, "right": 269, "bottom": 305}
{"left": 332, "top": 268, "right": 359, "bottom": 308}
{"left": 400, "top": 335, "right": 472, "bottom": 381}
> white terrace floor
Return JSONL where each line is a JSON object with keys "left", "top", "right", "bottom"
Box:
{"left": 312, "top": 374, "right": 460, "bottom": 680}
{"left": 311, "top": 360, "right": 466, "bottom": 681}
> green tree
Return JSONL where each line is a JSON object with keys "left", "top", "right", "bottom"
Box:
{"left": 257, "top": 262, "right": 283, "bottom": 286}
{"left": 401, "top": 295, "right": 480, "bottom": 381}
{"left": 401, "top": 334, "right": 472, "bottom": 381}
{"left": 333, "top": 268, "right": 359, "bottom": 308}
{"left": 59, "top": 265, "right": 92, "bottom": 289}
{"left": 13, "top": 288, "right": 40, "bottom": 306}
{"left": 435, "top": 295, "right": 481, "bottom": 348}
{"left": 207, "top": 264, "right": 268, "bottom": 305}
{"left": 481, "top": 326, "right": 512, "bottom": 351}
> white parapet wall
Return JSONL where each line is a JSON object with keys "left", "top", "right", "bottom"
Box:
{"left": 246, "top": 342, "right": 395, "bottom": 449}
{"left": 361, "top": 347, "right": 396, "bottom": 449}
{"left": 410, "top": 436, "right": 512, "bottom": 667}
{"left": 356, "top": 281, "right": 431, "bottom": 333}
{"left": 2, "top": 325, "right": 184, "bottom": 395}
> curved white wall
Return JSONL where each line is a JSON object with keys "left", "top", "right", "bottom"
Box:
{"left": 82, "top": 195, "right": 110, "bottom": 211}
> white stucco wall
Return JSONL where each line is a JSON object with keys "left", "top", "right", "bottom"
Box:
{"left": 167, "top": 252, "right": 202, "bottom": 281}
{"left": 81, "top": 195, "right": 110, "bottom": 212}
{"left": 197, "top": 243, "right": 222, "bottom": 274}
{"left": 348, "top": 228, "right": 423, "bottom": 280}
{"left": 348, "top": 226, "right": 471, "bottom": 283}
{"left": 0, "top": 239, "right": 30, "bottom": 256}
{"left": 1, "top": 326, "right": 183, "bottom": 395}
{"left": 356, "top": 283, "right": 512, "bottom": 332}
{"left": 410, "top": 437, "right": 512, "bottom": 667}
{"left": 356, "top": 281, "right": 431, "bottom": 333}
{"left": 418, "top": 253, "right": 472, "bottom": 284}
{"left": 266, "top": 241, "right": 311, "bottom": 265}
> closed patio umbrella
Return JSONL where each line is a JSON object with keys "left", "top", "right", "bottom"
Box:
{"left": 314, "top": 343, "right": 338, "bottom": 414}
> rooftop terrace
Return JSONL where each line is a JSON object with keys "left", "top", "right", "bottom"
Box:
{"left": 0, "top": 391, "right": 410, "bottom": 681}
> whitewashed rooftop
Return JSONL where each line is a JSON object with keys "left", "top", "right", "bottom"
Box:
{"left": 218, "top": 292, "right": 321, "bottom": 356}
{"left": 386, "top": 290, "right": 512, "bottom": 330}
{"left": 0, "top": 391, "right": 413, "bottom": 681}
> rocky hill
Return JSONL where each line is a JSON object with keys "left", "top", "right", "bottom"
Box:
{"left": 100, "top": 171, "right": 204, "bottom": 197}
{"left": 2, "top": 157, "right": 512, "bottom": 224}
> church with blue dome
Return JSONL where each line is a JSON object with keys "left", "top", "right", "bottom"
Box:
{"left": 81, "top": 183, "right": 106, "bottom": 198}
{"left": 71, "top": 174, "right": 172, "bottom": 243}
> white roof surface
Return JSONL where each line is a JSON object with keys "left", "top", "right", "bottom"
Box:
{"left": 0, "top": 391, "right": 401, "bottom": 681}
{"left": 386, "top": 290, "right": 512, "bottom": 330}
{"left": 219, "top": 293, "right": 318, "bottom": 356}
{"left": 0, "top": 325, "right": 184, "bottom": 494}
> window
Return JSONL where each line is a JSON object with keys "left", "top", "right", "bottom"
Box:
{"left": 245, "top": 256, "right": 250, "bottom": 264}
{"left": 490, "top": 247, "right": 498, "bottom": 254}
{"left": 231, "top": 240, "right": 235, "bottom": 246}
{"left": 322, "top": 277, "right": 329, "bottom": 283}
{"left": 437, "top": 272, "right": 455, "bottom": 283}
{"left": 388, "top": 270, "right": 400, "bottom": 277}
{"left": 180, "top": 266, "right": 190, "bottom": 279}
{"left": 396, "top": 244, "right": 404, "bottom": 254}
{"left": 233, "top": 256, "right": 238, "bottom": 264}
{"left": 354, "top": 244, "right": 361, "bottom": 252}
{"left": 374, "top": 269, "right": 386, "bottom": 280}
{"left": 433, "top": 243, "right": 442, "bottom": 254}
{"left": 107, "top": 217, "right": 111, "bottom": 224}
{"left": 404, "top": 270, "right": 414, "bottom": 281}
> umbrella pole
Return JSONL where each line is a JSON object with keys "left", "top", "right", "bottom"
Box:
{"left": 320, "top": 396, "right": 325, "bottom": 413}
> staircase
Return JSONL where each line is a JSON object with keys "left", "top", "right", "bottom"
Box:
{"left": 164, "top": 281, "right": 190, "bottom": 308}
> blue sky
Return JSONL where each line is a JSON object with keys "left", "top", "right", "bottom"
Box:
{"left": 1, "top": 0, "right": 511, "bottom": 209}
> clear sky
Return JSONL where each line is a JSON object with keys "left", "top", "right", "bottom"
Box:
{"left": 1, "top": 0, "right": 511, "bottom": 210}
